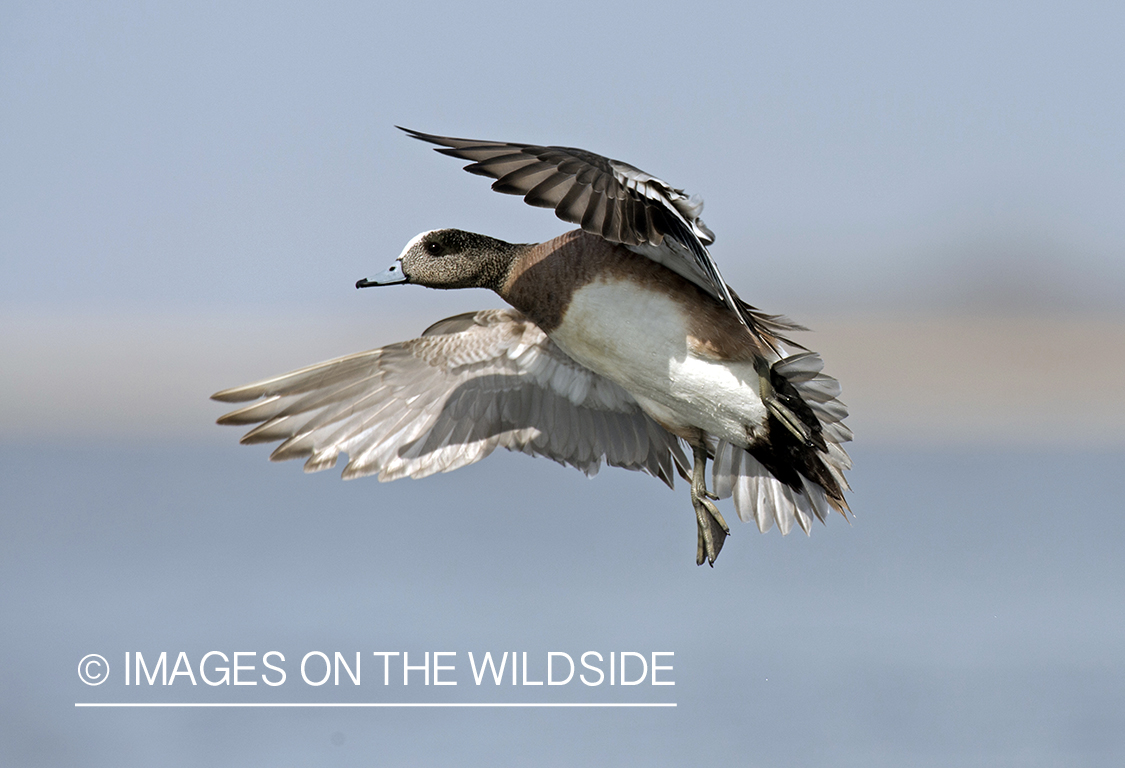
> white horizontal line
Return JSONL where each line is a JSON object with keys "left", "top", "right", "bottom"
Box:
{"left": 75, "top": 702, "right": 676, "bottom": 708}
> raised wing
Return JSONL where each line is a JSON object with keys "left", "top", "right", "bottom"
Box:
{"left": 212, "top": 308, "right": 689, "bottom": 486}
{"left": 399, "top": 127, "right": 759, "bottom": 334}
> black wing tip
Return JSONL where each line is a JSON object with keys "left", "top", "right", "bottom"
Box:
{"left": 398, "top": 126, "right": 535, "bottom": 155}
{"left": 397, "top": 126, "right": 444, "bottom": 147}
{"left": 397, "top": 126, "right": 466, "bottom": 152}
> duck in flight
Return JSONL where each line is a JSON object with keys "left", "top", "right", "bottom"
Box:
{"left": 212, "top": 128, "right": 853, "bottom": 566}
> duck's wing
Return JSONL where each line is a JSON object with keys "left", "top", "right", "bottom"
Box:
{"left": 212, "top": 308, "right": 689, "bottom": 486}
{"left": 399, "top": 127, "right": 767, "bottom": 339}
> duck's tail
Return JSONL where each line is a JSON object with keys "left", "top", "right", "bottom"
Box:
{"left": 711, "top": 352, "right": 852, "bottom": 535}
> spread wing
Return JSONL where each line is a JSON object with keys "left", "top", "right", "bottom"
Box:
{"left": 212, "top": 308, "right": 689, "bottom": 486}
{"left": 397, "top": 128, "right": 758, "bottom": 325}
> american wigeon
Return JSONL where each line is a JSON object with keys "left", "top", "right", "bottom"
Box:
{"left": 213, "top": 128, "right": 852, "bottom": 566}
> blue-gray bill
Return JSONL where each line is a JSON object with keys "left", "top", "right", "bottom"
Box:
{"left": 356, "top": 262, "right": 408, "bottom": 288}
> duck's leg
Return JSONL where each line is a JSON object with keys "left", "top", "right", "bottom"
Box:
{"left": 691, "top": 444, "right": 729, "bottom": 566}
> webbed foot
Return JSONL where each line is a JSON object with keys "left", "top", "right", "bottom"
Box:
{"left": 690, "top": 445, "right": 729, "bottom": 566}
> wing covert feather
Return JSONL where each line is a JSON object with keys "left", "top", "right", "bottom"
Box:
{"left": 398, "top": 127, "right": 803, "bottom": 350}
{"left": 213, "top": 309, "right": 689, "bottom": 486}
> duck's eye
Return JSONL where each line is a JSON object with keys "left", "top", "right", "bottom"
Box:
{"left": 425, "top": 240, "right": 442, "bottom": 256}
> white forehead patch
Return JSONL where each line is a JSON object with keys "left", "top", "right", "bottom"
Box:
{"left": 397, "top": 230, "right": 436, "bottom": 260}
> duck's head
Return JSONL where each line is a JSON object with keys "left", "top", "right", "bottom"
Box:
{"left": 357, "top": 229, "right": 518, "bottom": 292}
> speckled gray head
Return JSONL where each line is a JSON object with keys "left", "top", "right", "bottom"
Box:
{"left": 356, "top": 228, "right": 520, "bottom": 291}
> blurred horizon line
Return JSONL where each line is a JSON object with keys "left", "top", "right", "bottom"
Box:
{"left": 5, "top": 307, "right": 1124, "bottom": 447}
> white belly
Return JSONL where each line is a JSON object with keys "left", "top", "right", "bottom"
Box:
{"left": 549, "top": 279, "right": 768, "bottom": 446}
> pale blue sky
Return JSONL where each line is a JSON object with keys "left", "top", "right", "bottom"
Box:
{"left": 3, "top": 0, "right": 1123, "bottom": 317}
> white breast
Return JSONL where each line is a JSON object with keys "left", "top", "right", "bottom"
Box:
{"left": 549, "top": 278, "right": 768, "bottom": 446}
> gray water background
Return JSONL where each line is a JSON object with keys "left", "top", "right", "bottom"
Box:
{"left": 3, "top": 441, "right": 1121, "bottom": 766}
